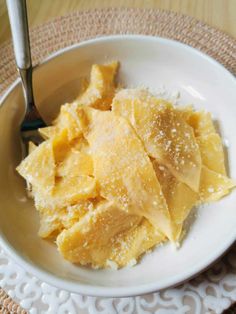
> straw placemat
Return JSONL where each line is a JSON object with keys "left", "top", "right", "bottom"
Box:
{"left": 0, "top": 7, "right": 236, "bottom": 94}
{"left": 0, "top": 8, "right": 236, "bottom": 314}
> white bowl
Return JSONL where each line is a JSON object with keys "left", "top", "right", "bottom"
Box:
{"left": 0, "top": 35, "right": 236, "bottom": 297}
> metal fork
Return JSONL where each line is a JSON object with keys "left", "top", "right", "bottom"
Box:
{"left": 6, "top": 0, "right": 46, "bottom": 153}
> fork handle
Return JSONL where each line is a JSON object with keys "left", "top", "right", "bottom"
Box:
{"left": 6, "top": 0, "right": 32, "bottom": 70}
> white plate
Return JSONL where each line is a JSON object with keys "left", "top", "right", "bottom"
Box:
{"left": 0, "top": 35, "right": 236, "bottom": 297}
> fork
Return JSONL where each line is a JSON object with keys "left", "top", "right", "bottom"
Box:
{"left": 6, "top": 0, "right": 46, "bottom": 153}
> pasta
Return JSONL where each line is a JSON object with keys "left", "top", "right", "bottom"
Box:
{"left": 16, "top": 62, "right": 235, "bottom": 269}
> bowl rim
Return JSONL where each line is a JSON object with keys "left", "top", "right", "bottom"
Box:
{"left": 0, "top": 34, "right": 236, "bottom": 297}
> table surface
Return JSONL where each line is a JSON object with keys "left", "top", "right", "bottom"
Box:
{"left": 0, "top": 2, "right": 236, "bottom": 313}
{"left": 0, "top": 0, "right": 236, "bottom": 45}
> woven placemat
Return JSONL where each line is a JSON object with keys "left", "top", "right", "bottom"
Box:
{"left": 0, "top": 7, "right": 236, "bottom": 95}
{"left": 0, "top": 8, "right": 236, "bottom": 314}
{"left": 0, "top": 288, "right": 27, "bottom": 314}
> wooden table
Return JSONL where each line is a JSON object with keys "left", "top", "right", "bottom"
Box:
{"left": 0, "top": 0, "right": 235, "bottom": 45}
